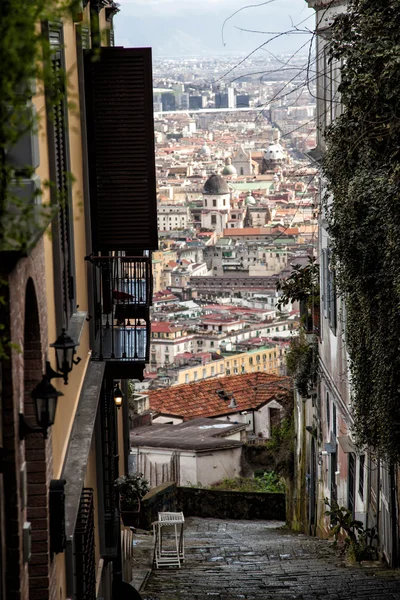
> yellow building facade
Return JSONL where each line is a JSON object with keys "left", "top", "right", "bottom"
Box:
{"left": 173, "top": 345, "right": 286, "bottom": 385}
{"left": 1, "top": 2, "right": 157, "bottom": 600}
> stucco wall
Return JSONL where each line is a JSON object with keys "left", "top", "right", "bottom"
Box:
{"left": 196, "top": 447, "right": 242, "bottom": 486}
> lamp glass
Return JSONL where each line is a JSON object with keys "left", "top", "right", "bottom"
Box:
{"left": 113, "top": 384, "right": 124, "bottom": 408}
{"left": 51, "top": 329, "right": 77, "bottom": 375}
{"left": 35, "top": 396, "right": 58, "bottom": 431}
{"left": 31, "top": 376, "right": 63, "bottom": 437}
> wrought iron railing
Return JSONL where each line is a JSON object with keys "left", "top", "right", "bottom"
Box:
{"left": 87, "top": 255, "right": 152, "bottom": 362}
{"left": 74, "top": 488, "right": 96, "bottom": 600}
{"left": 101, "top": 388, "right": 119, "bottom": 554}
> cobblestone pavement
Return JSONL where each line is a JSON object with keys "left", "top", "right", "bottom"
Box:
{"left": 142, "top": 517, "right": 400, "bottom": 600}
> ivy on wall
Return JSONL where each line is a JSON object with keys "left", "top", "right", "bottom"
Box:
{"left": 323, "top": 0, "right": 400, "bottom": 461}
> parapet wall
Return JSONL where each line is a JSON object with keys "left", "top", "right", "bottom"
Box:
{"left": 139, "top": 483, "right": 286, "bottom": 529}
{"left": 177, "top": 487, "right": 286, "bottom": 521}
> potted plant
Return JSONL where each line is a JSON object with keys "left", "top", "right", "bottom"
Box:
{"left": 114, "top": 473, "right": 150, "bottom": 527}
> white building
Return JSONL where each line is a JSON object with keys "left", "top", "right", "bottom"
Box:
{"left": 232, "top": 145, "right": 253, "bottom": 176}
{"left": 131, "top": 418, "right": 245, "bottom": 488}
{"left": 157, "top": 204, "right": 189, "bottom": 231}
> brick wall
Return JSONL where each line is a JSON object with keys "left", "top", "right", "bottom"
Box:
{"left": 1, "top": 240, "right": 54, "bottom": 600}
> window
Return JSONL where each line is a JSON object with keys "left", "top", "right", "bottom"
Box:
{"left": 194, "top": 371, "right": 198, "bottom": 381}
{"left": 205, "top": 199, "right": 207, "bottom": 207}
{"left": 263, "top": 354, "right": 266, "bottom": 362}
{"left": 223, "top": 198, "right": 226, "bottom": 206}
{"left": 323, "top": 247, "right": 337, "bottom": 334}
{"left": 332, "top": 402, "right": 337, "bottom": 437}
{"left": 185, "top": 374, "right": 189, "bottom": 383}
{"left": 220, "top": 364, "right": 224, "bottom": 373}
{"left": 202, "top": 369, "right": 206, "bottom": 378}
{"left": 210, "top": 341, "right": 214, "bottom": 347}
{"left": 358, "top": 455, "right": 365, "bottom": 500}
{"left": 211, "top": 367, "right": 215, "bottom": 375}
{"left": 326, "top": 392, "right": 330, "bottom": 431}
{"left": 212, "top": 199, "right": 217, "bottom": 207}
{"left": 211, "top": 215, "right": 217, "bottom": 225}
{"left": 46, "top": 22, "right": 75, "bottom": 329}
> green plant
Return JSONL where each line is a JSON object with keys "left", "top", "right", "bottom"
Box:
{"left": 285, "top": 331, "right": 318, "bottom": 398}
{"left": 322, "top": 0, "right": 400, "bottom": 461}
{"left": 114, "top": 473, "right": 150, "bottom": 510}
{"left": 324, "top": 498, "right": 378, "bottom": 562}
{"left": 276, "top": 258, "right": 319, "bottom": 311}
{"left": 210, "top": 472, "right": 285, "bottom": 494}
{"left": 0, "top": 0, "right": 80, "bottom": 359}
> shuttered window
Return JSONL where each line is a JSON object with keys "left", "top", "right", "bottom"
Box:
{"left": 84, "top": 47, "right": 158, "bottom": 252}
{"left": 45, "top": 22, "right": 75, "bottom": 328}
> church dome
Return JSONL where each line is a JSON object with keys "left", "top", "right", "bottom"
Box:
{"left": 264, "top": 143, "right": 284, "bottom": 162}
{"left": 199, "top": 143, "right": 211, "bottom": 157}
{"left": 245, "top": 192, "right": 256, "bottom": 205}
{"left": 203, "top": 173, "right": 230, "bottom": 195}
{"left": 222, "top": 157, "right": 237, "bottom": 176}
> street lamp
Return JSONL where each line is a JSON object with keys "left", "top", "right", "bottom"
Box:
{"left": 113, "top": 382, "right": 124, "bottom": 409}
{"left": 50, "top": 329, "right": 81, "bottom": 384}
{"left": 19, "top": 376, "right": 64, "bottom": 440}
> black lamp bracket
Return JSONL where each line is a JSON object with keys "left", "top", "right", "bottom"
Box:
{"left": 46, "top": 361, "right": 64, "bottom": 382}
{"left": 73, "top": 356, "right": 82, "bottom": 366}
{"left": 19, "top": 414, "right": 45, "bottom": 440}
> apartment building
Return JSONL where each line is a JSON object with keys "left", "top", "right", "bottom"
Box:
{"left": 0, "top": 2, "right": 157, "bottom": 599}
{"left": 295, "top": 0, "right": 396, "bottom": 566}
{"left": 157, "top": 204, "right": 190, "bottom": 231}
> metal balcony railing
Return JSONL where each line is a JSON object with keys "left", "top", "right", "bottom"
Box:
{"left": 87, "top": 255, "right": 152, "bottom": 362}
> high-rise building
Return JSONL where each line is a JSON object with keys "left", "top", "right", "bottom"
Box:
{"left": 189, "top": 95, "right": 203, "bottom": 110}
{"left": 161, "top": 92, "right": 176, "bottom": 111}
{"left": 236, "top": 94, "right": 250, "bottom": 108}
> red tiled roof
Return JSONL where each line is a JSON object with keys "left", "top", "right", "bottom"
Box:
{"left": 146, "top": 372, "right": 291, "bottom": 420}
{"left": 152, "top": 322, "right": 183, "bottom": 334}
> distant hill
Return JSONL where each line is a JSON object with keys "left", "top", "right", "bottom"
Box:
{"left": 114, "top": 10, "right": 312, "bottom": 58}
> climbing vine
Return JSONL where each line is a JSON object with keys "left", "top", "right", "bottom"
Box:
{"left": 323, "top": 0, "right": 400, "bottom": 461}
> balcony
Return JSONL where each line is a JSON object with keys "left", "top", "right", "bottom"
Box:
{"left": 87, "top": 255, "right": 152, "bottom": 378}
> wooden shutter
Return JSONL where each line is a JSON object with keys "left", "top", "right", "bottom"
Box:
{"left": 84, "top": 47, "right": 158, "bottom": 252}
{"left": 45, "top": 22, "right": 76, "bottom": 328}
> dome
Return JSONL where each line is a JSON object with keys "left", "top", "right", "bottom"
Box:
{"left": 203, "top": 173, "right": 230, "bottom": 195}
{"left": 264, "top": 143, "right": 284, "bottom": 162}
{"left": 199, "top": 143, "right": 211, "bottom": 157}
{"left": 222, "top": 157, "right": 237, "bottom": 176}
{"left": 245, "top": 192, "right": 256, "bottom": 205}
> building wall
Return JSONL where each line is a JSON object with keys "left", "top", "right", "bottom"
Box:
{"left": 196, "top": 447, "right": 242, "bottom": 486}
{"left": 137, "top": 446, "right": 242, "bottom": 487}
{"left": 1, "top": 5, "right": 134, "bottom": 600}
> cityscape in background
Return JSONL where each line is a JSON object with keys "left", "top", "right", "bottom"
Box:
{"left": 136, "top": 53, "right": 317, "bottom": 393}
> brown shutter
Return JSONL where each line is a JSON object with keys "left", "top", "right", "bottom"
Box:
{"left": 84, "top": 47, "right": 158, "bottom": 252}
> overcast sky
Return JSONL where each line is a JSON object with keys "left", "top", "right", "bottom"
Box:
{"left": 114, "top": 0, "right": 314, "bottom": 57}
